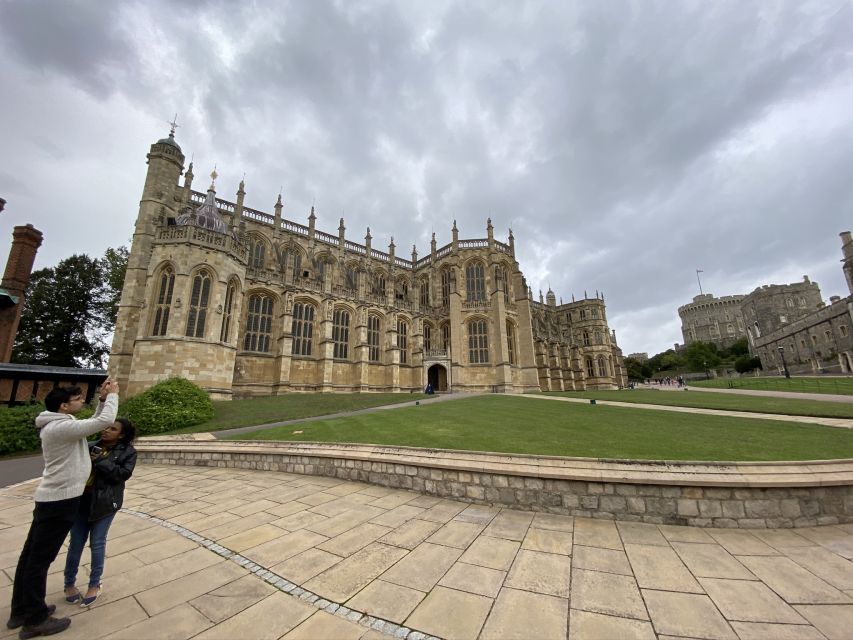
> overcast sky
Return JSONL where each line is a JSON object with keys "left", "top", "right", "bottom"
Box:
{"left": 1, "top": 0, "right": 852, "bottom": 356}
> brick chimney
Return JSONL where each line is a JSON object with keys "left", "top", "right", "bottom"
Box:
{"left": 0, "top": 224, "right": 44, "bottom": 361}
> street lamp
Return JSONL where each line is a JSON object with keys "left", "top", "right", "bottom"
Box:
{"left": 777, "top": 346, "right": 790, "bottom": 379}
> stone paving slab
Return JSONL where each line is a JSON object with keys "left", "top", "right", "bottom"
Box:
{"left": 2, "top": 464, "right": 853, "bottom": 639}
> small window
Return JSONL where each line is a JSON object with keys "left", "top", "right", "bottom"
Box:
{"left": 841, "top": 325, "right": 848, "bottom": 337}
{"left": 591, "top": 308, "right": 599, "bottom": 319}
{"left": 368, "top": 315, "right": 381, "bottom": 362}
{"left": 583, "top": 331, "right": 590, "bottom": 346}
{"left": 468, "top": 319, "right": 489, "bottom": 363}
{"left": 825, "top": 330, "right": 832, "bottom": 342}
{"left": 249, "top": 239, "right": 265, "bottom": 269}
{"left": 185, "top": 269, "right": 212, "bottom": 338}
{"left": 441, "top": 323, "right": 451, "bottom": 350}
{"left": 151, "top": 266, "right": 175, "bottom": 336}
{"left": 220, "top": 280, "right": 237, "bottom": 342}
{"left": 580, "top": 309, "right": 587, "bottom": 320}
{"left": 243, "top": 294, "right": 274, "bottom": 352}
{"left": 398, "top": 319, "right": 409, "bottom": 364}
{"left": 332, "top": 309, "right": 350, "bottom": 359}
{"left": 291, "top": 302, "right": 315, "bottom": 356}
{"left": 419, "top": 278, "right": 429, "bottom": 307}
{"left": 586, "top": 357, "right": 594, "bottom": 377}
{"left": 780, "top": 315, "right": 787, "bottom": 324}
{"left": 786, "top": 298, "right": 794, "bottom": 308}
{"left": 466, "top": 262, "right": 486, "bottom": 302}
{"left": 424, "top": 323, "right": 433, "bottom": 351}
{"left": 506, "top": 321, "right": 515, "bottom": 365}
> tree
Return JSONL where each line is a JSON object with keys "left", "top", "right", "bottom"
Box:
{"left": 11, "top": 246, "right": 128, "bottom": 368}
{"left": 735, "top": 354, "right": 762, "bottom": 374}
{"left": 624, "top": 357, "right": 652, "bottom": 381}
{"left": 685, "top": 341, "right": 722, "bottom": 372}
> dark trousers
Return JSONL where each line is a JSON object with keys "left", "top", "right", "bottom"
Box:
{"left": 10, "top": 497, "right": 80, "bottom": 625}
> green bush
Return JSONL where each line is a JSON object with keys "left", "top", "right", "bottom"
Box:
{"left": 0, "top": 404, "right": 95, "bottom": 456}
{"left": 121, "top": 377, "right": 214, "bottom": 435}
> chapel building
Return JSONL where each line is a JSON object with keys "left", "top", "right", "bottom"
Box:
{"left": 109, "top": 131, "right": 627, "bottom": 398}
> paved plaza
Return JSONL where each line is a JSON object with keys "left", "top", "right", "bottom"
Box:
{"left": 1, "top": 464, "right": 852, "bottom": 639}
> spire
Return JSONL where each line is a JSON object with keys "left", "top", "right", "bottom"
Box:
{"left": 411, "top": 244, "right": 418, "bottom": 263}
{"left": 452, "top": 219, "right": 459, "bottom": 247}
{"left": 508, "top": 227, "right": 515, "bottom": 255}
{"left": 209, "top": 167, "right": 218, "bottom": 192}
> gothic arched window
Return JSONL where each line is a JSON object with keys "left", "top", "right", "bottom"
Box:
{"left": 151, "top": 266, "right": 175, "bottom": 336}
{"left": 466, "top": 261, "right": 486, "bottom": 302}
{"left": 243, "top": 293, "right": 274, "bottom": 352}
{"left": 333, "top": 308, "right": 350, "bottom": 359}
{"left": 597, "top": 355, "right": 608, "bottom": 377}
{"left": 468, "top": 319, "right": 489, "bottom": 364}
{"left": 185, "top": 269, "right": 212, "bottom": 338}
{"left": 398, "top": 319, "right": 409, "bottom": 364}
{"left": 220, "top": 278, "right": 239, "bottom": 342}
{"left": 292, "top": 302, "right": 315, "bottom": 356}
{"left": 368, "top": 314, "right": 381, "bottom": 362}
{"left": 506, "top": 320, "right": 516, "bottom": 365}
{"left": 249, "top": 238, "right": 265, "bottom": 269}
{"left": 440, "top": 269, "right": 451, "bottom": 305}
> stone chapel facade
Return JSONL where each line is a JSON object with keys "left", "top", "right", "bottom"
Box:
{"left": 109, "top": 131, "right": 627, "bottom": 399}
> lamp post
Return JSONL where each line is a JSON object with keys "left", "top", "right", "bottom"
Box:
{"left": 778, "top": 346, "right": 790, "bottom": 379}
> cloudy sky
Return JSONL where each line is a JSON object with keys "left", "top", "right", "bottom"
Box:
{"left": 1, "top": 0, "right": 852, "bottom": 356}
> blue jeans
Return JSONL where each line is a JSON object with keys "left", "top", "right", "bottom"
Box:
{"left": 63, "top": 497, "right": 116, "bottom": 589}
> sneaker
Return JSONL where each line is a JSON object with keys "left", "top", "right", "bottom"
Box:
{"left": 18, "top": 615, "right": 70, "bottom": 639}
{"left": 6, "top": 605, "right": 56, "bottom": 630}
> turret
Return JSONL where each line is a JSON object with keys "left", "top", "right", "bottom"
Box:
{"left": 841, "top": 231, "right": 853, "bottom": 295}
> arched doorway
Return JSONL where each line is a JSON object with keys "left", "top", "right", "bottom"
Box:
{"left": 427, "top": 364, "right": 448, "bottom": 391}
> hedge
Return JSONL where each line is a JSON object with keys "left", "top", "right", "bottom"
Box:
{"left": 121, "top": 377, "right": 214, "bottom": 436}
{"left": 0, "top": 404, "right": 95, "bottom": 457}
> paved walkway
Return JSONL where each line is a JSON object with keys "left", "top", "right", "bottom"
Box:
{"left": 523, "top": 393, "right": 853, "bottom": 429}
{"left": 2, "top": 465, "right": 852, "bottom": 639}
{"left": 641, "top": 383, "right": 853, "bottom": 404}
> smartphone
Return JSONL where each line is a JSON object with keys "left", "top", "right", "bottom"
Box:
{"left": 91, "top": 446, "right": 103, "bottom": 455}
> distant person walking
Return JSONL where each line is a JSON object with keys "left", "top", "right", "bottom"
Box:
{"left": 63, "top": 417, "right": 137, "bottom": 608}
{"left": 6, "top": 382, "right": 119, "bottom": 639}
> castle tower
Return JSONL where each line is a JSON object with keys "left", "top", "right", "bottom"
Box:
{"left": 110, "top": 128, "right": 185, "bottom": 389}
{"left": 111, "top": 131, "right": 248, "bottom": 398}
{"left": 841, "top": 231, "right": 853, "bottom": 295}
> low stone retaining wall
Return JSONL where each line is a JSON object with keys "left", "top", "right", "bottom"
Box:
{"left": 136, "top": 439, "right": 853, "bottom": 529}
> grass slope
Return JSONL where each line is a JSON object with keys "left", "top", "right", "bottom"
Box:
{"left": 231, "top": 395, "right": 853, "bottom": 462}
{"left": 690, "top": 377, "right": 853, "bottom": 396}
{"left": 543, "top": 390, "right": 853, "bottom": 418}
{"left": 175, "top": 393, "right": 429, "bottom": 433}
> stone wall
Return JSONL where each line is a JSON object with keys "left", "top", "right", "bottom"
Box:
{"left": 136, "top": 440, "right": 853, "bottom": 529}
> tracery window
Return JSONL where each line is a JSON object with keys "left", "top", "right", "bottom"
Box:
{"left": 583, "top": 331, "right": 590, "bottom": 346}
{"left": 423, "top": 323, "right": 433, "bottom": 351}
{"left": 220, "top": 279, "right": 238, "bottom": 342}
{"left": 374, "top": 274, "right": 386, "bottom": 297}
{"left": 580, "top": 309, "right": 587, "bottom": 320}
{"left": 345, "top": 266, "right": 358, "bottom": 290}
{"left": 468, "top": 319, "right": 489, "bottom": 364}
{"left": 591, "top": 308, "right": 599, "bottom": 319}
{"left": 441, "top": 323, "right": 451, "bottom": 351}
{"left": 151, "top": 266, "right": 175, "bottom": 336}
{"left": 466, "top": 261, "right": 486, "bottom": 302}
{"left": 291, "top": 302, "right": 315, "bottom": 356}
{"left": 243, "top": 294, "right": 274, "bottom": 352}
{"left": 332, "top": 308, "right": 350, "bottom": 359}
{"left": 398, "top": 319, "right": 409, "bottom": 364}
{"left": 597, "top": 356, "right": 608, "bottom": 377}
{"left": 506, "top": 320, "right": 516, "bottom": 365}
{"left": 419, "top": 277, "right": 430, "bottom": 307}
{"left": 368, "top": 315, "right": 381, "bottom": 362}
{"left": 249, "top": 238, "right": 265, "bottom": 269}
{"left": 185, "top": 269, "right": 212, "bottom": 338}
{"left": 440, "top": 269, "right": 451, "bottom": 305}
{"left": 586, "top": 357, "right": 594, "bottom": 377}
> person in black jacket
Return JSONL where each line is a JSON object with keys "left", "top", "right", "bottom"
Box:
{"left": 62, "top": 418, "right": 137, "bottom": 607}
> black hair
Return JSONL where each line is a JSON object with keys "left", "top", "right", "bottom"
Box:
{"left": 115, "top": 418, "right": 136, "bottom": 444}
{"left": 44, "top": 386, "right": 84, "bottom": 412}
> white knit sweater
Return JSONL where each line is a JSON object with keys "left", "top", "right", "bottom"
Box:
{"left": 33, "top": 394, "right": 119, "bottom": 502}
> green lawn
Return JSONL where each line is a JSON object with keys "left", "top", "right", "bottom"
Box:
{"left": 229, "top": 396, "right": 853, "bottom": 462}
{"left": 542, "top": 390, "right": 853, "bottom": 419}
{"left": 174, "top": 393, "right": 430, "bottom": 433}
{"left": 690, "top": 376, "right": 853, "bottom": 395}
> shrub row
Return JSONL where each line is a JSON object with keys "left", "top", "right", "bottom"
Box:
{"left": 0, "top": 377, "right": 214, "bottom": 456}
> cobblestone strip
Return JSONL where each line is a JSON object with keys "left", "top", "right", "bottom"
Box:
{"left": 121, "top": 507, "right": 441, "bottom": 640}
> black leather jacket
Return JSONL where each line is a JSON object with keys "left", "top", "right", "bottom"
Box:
{"left": 87, "top": 440, "right": 137, "bottom": 522}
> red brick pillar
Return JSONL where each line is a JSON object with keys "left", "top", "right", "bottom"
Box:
{"left": 0, "top": 224, "right": 44, "bottom": 362}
